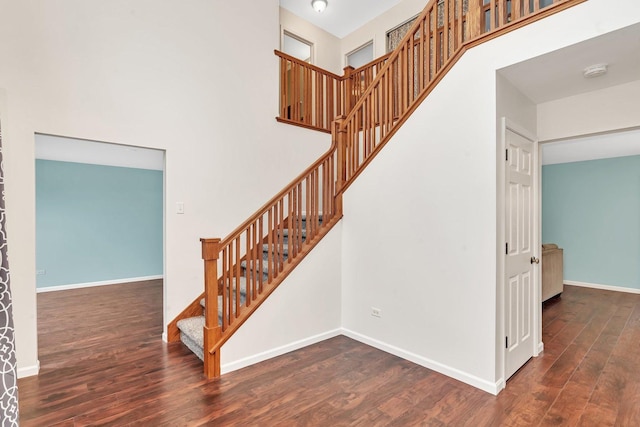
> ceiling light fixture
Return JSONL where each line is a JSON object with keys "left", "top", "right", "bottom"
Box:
{"left": 311, "top": 0, "right": 328, "bottom": 13}
{"left": 583, "top": 63, "right": 608, "bottom": 78}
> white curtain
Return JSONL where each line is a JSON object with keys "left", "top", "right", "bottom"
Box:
{"left": 0, "top": 122, "right": 19, "bottom": 425}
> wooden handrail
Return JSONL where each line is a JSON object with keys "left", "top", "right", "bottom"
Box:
{"left": 274, "top": 50, "right": 343, "bottom": 80}
{"left": 169, "top": 0, "right": 587, "bottom": 379}
{"left": 350, "top": 52, "right": 393, "bottom": 76}
{"left": 337, "top": 0, "right": 585, "bottom": 193}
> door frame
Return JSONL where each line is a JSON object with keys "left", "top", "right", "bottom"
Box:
{"left": 497, "top": 117, "right": 543, "bottom": 392}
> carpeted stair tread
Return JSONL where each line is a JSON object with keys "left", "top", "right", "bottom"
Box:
{"left": 241, "top": 253, "right": 288, "bottom": 275}
{"left": 176, "top": 316, "right": 204, "bottom": 361}
{"left": 178, "top": 216, "right": 320, "bottom": 362}
{"left": 298, "top": 214, "right": 323, "bottom": 222}
{"left": 262, "top": 243, "right": 292, "bottom": 256}
{"left": 199, "top": 277, "right": 248, "bottom": 311}
{"left": 281, "top": 228, "right": 307, "bottom": 239}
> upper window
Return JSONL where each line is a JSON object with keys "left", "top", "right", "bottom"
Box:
{"left": 282, "top": 31, "right": 313, "bottom": 63}
{"left": 386, "top": 15, "right": 419, "bottom": 53}
{"left": 346, "top": 41, "right": 374, "bottom": 69}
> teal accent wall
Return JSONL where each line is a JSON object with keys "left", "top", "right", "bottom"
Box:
{"left": 542, "top": 155, "right": 640, "bottom": 290}
{"left": 36, "top": 160, "right": 163, "bottom": 288}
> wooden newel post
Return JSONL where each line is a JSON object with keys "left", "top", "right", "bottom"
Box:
{"left": 333, "top": 115, "right": 347, "bottom": 215}
{"left": 201, "top": 237, "right": 221, "bottom": 379}
{"left": 342, "top": 66, "right": 355, "bottom": 115}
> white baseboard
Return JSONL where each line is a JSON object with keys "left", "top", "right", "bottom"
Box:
{"left": 36, "top": 275, "right": 163, "bottom": 293}
{"left": 565, "top": 280, "right": 640, "bottom": 295}
{"left": 17, "top": 360, "right": 40, "bottom": 378}
{"left": 537, "top": 341, "right": 545, "bottom": 354}
{"left": 221, "top": 328, "right": 342, "bottom": 374}
{"left": 341, "top": 328, "right": 501, "bottom": 395}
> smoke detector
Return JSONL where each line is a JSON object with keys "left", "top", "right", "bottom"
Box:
{"left": 583, "top": 63, "right": 608, "bottom": 78}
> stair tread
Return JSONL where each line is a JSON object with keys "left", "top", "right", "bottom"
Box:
{"left": 199, "top": 277, "right": 248, "bottom": 309}
{"left": 262, "top": 243, "right": 292, "bottom": 256}
{"left": 177, "top": 316, "right": 204, "bottom": 361}
{"left": 178, "top": 217, "right": 322, "bottom": 361}
{"left": 241, "top": 255, "right": 288, "bottom": 275}
{"left": 281, "top": 228, "right": 306, "bottom": 238}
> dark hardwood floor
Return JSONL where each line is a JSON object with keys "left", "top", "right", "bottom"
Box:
{"left": 18, "top": 281, "right": 640, "bottom": 426}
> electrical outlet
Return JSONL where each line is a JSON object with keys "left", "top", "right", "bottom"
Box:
{"left": 36, "top": 269, "right": 46, "bottom": 276}
{"left": 371, "top": 307, "right": 382, "bottom": 318}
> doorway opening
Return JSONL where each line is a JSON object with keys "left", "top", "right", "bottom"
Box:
{"left": 34, "top": 133, "right": 166, "bottom": 361}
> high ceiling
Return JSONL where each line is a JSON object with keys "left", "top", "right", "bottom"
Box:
{"left": 499, "top": 22, "right": 640, "bottom": 104}
{"left": 279, "top": 0, "right": 403, "bottom": 38}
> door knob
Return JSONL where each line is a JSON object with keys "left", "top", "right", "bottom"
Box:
{"left": 530, "top": 256, "right": 540, "bottom": 264}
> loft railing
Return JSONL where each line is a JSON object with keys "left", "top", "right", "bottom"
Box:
{"left": 275, "top": 50, "right": 392, "bottom": 133}
{"left": 169, "top": 0, "right": 586, "bottom": 379}
{"left": 275, "top": 51, "right": 346, "bottom": 133}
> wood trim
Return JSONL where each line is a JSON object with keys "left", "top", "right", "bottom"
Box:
{"left": 349, "top": 52, "right": 393, "bottom": 76}
{"left": 274, "top": 50, "right": 342, "bottom": 80}
{"left": 275, "top": 117, "right": 332, "bottom": 134}
{"left": 166, "top": 291, "right": 205, "bottom": 342}
{"left": 464, "top": 0, "right": 589, "bottom": 48}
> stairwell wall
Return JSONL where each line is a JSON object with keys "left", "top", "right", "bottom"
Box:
{"left": 0, "top": 0, "right": 331, "bottom": 376}
{"left": 340, "top": 0, "right": 640, "bottom": 394}
{"left": 221, "top": 223, "right": 342, "bottom": 373}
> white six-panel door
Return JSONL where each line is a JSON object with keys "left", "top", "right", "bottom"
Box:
{"left": 505, "top": 126, "right": 537, "bottom": 380}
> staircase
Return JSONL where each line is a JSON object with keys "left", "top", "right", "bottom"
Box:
{"left": 167, "top": 0, "right": 586, "bottom": 379}
{"left": 175, "top": 217, "right": 319, "bottom": 361}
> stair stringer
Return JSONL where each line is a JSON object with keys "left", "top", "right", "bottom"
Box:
{"left": 219, "top": 220, "right": 343, "bottom": 373}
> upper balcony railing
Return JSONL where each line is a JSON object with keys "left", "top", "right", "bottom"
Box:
{"left": 275, "top": 50, "right": 392, "bottom": 133}
{"left": 276, "top": 0, "right": 584, "bottom": 136}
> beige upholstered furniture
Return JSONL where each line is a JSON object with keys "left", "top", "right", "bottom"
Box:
{"left": 542, "top": 243, "right": 564, "bottom": 302}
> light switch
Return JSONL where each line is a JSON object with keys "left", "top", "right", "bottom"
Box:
{"left": 176, "top": 202, "right": 185, "bottom": 214}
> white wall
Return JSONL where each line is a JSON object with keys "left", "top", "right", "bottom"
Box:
{"left": 341, "top": 47, "right": 499, "bottom": 392}
{"left": 537, "top": 80, "right": 640, "bottom": 141}
{"left": 222, "top": 223, "right": 342, "bottom": 372}
{"left": 0, "top": 0, "right": 331, "bottom": 376}
{"left": 496, "top": 75, "right": 537, "bottom": 136}
{"left": 340, "top": 0, "right": 640, "bottom": 394}
{"left": 279, "top": 7, "right": 342, "bottom": 75}
{"left": 340, "top": 0, "right": 425, "bottom": 65}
